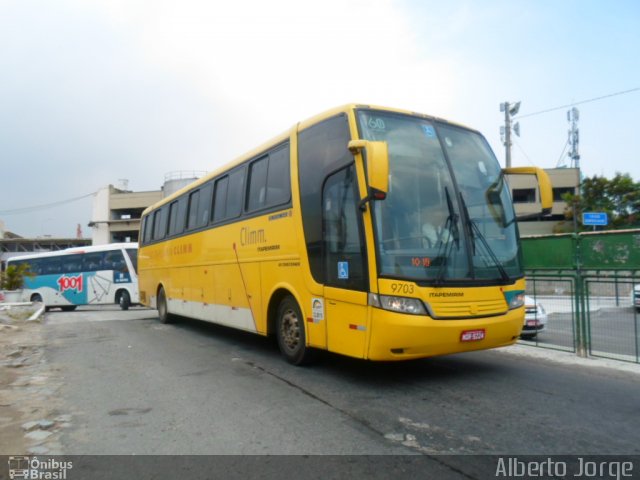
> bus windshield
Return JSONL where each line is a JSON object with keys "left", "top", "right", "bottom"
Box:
{"left": 357, "top": 110, "right": 521, "bottom": 284}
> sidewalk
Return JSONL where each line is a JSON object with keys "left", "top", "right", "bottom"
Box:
{"left": 502, "top": 342, "right": 640, "bottom": 375}
{"left": 532, "top": 295, "right": 633, "bottom": 314}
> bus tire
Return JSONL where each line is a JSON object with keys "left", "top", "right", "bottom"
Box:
{"left": 276, "top": 296, "right": 314, "bottom": 365}
{"left": 157, "top": 287, "right": 174, "bottom": 324}
{"left": 30, "top": 293, "right": 43, "bottom": 304}
{"left": 118, "top": 290, "right": 131, "bottom": 311}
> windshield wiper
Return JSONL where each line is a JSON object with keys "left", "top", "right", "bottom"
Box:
{"left": 458, "top": 192, "right": 509, "bottom": 282}
{"left": 434, "top": 187, "right": 460, "bottom": 286}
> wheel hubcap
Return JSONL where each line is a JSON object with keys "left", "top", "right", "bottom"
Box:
{"left": 281, "top": 308, "right": 300, "bottom": 351}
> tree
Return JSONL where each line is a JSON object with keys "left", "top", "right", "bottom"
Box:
{"left": 562, "top": 173, "right": 640, "bottom": 230}
{"left": 0, "top": 263, "right": 33, "bottom": 291}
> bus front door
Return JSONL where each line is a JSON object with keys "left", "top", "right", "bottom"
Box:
{"left": 322, "top": 165, "right": 369, "bottom": 359}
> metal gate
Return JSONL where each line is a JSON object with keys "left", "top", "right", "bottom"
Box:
{"left": 524, "top": 273, "right": 640, "bottom": 363}
{"left": 521, "top": 230, "right": 640, "bottom": 364}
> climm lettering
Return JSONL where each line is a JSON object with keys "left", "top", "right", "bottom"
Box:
{"left": 171, "top": 243, "right": 192, "bottom": 255}
{"left": 241, "top": 227, "right": 266, "bottom": 246}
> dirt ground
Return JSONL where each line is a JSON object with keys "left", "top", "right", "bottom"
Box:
{"left": 0, "top": 305, "right": 65, "bottom": 455}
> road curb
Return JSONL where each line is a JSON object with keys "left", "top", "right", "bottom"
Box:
{"left": 28, "top": 303, "right": 46, "bottom": 322}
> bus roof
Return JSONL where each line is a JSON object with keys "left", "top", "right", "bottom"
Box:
{"left": 6, "top": 242, "right": 138, "bottom": 263}
{"left": 141, "top": 103, "right": 477, "bottom": 216}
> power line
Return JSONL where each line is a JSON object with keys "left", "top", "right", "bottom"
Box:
{"left": 555, "top": 139, "right": 570, "bottom": 168}
{"left": 518, "top": 87, "right": 640, "bottom": 119}
{"left": 0, "top": 192, "right": 95, "bottom": 216}
{"left": 512, "top": 139, "right": 535, "bottom": 166}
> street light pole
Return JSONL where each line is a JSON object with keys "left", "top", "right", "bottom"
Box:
{"left": 504, "top": 103, "right": 512, "bottom": 168}
{"left": 500, "top": 101, "right": 521, "bottom": 168}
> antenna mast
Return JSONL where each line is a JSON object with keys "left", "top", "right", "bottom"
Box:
{"left": 567, "top": 107, "right": 580, "bottom": 169}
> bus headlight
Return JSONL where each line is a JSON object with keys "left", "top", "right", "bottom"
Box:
{"left": 504, "top": 290, "right": 525, "bottom": 309}
{"left": 369, "top": 293, "right": 427, "bottom": 315}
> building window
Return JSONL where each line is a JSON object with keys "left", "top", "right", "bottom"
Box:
{"left": 512, "top": 188, "right": 536, "bottom": 203}
{"left": 553, "top": 187, "right": 575, "bottom": 202}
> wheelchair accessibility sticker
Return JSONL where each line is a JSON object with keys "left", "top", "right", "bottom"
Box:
{"left": 338, "top": 262, "right": 349, "bottom": 280}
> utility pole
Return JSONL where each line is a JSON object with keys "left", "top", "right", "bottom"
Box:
{"left": 567, "top": 107, "right": 581, "bottom": 236}
{"left": 500, "top": 101, "right": 521, "bottom": 168}
{"left": 566, "top": 106, "right": 586, "bottom": 358}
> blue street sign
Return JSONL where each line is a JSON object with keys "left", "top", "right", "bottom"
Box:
{"left": 582, "top": 212, "right": 608, "bottom": 226}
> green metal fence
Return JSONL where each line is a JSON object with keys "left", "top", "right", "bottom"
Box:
{"left": 522, "top": 274, "right": 577, "bottom": 354}
{"left": 522, "top": 229, "right": 640, "bottom": 271}
{"left": 521, "top": 230, "right": 640, "bottom": 363}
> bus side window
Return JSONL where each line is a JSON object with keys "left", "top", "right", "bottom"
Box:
{"left": 213, "top": 176, "right": 229, "bottom": 223}
{"left": 197, "top": 183, "right": 213, "bottom": 227}
{"left": 168, "top": 197, "right": 187, "bottom": 236}
{"left": 226, "top": 168, "right": 245, "bottom": 219}
{"left": 142, "top": 215, "right": 153, "bottom": 244}
{"left": 187, "top": 190, "right": 201, "bottom": 230}
{"left": 41, "top": 258, "right": 60, "bottom": 275}
{"left": 246, "top": 146, "right": 291, "bottom": 213}
{"left": 167, "top": 201, "right": 179, "bottom": 237}
{"left": 105, "top": 251, "right": 127, "bottom": 273}
{"left": 82, "top": 252, "right": 105, "bottom": 272}
{"left": 62, "top": 255, "right": 82, "bottom": 274}
{"left": 29, "top": 259, "right": 43, "bottom": 275}
{"left": 153, "top": 207, "right": 168, "bottom": 240}
{"left": 125, "top": 248, "right": 138, "bottom": 273}
{"left": 298, "top": 113, "right": 352, "bottom": 284}
{"left": 213, "top": 169, "right": 245, "bottom": 222}
{"left": 266, "top": 145, "right": 291, "bottom": 206}
{"left": 247, "top": 156, "right": 268, "bottom": 212}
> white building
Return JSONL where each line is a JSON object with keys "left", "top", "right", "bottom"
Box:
{"left": 507, "top": 167, "right": 580, "bottom": 236}
{"left": 89, "top": 172, "right": 204, "bottom": 245}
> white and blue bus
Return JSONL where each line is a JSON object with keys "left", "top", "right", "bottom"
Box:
{"left": 7, "top": 243, "right": 139, "bottom": 311}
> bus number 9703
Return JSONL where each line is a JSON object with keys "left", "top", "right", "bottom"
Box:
{"left": 390, "top": 283, "right": 415, "bottom": 295}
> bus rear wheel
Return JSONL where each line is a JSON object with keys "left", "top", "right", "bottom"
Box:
{"left": 157, "top": 287, "right": 174, "bottom": 324}
{"left": 276, "top": 296, "right": 314, "bottom": 365}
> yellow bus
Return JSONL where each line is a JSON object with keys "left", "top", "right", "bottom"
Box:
{"left": 138, "top": 104, "right": 552, "bottom": 365}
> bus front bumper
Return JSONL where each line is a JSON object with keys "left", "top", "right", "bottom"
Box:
{"left": 367, "top": 307, "right": 523, "bottom": 361}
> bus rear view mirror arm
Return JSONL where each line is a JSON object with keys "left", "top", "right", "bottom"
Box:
{"left": 348, "top": 139, "right": 389, "bottom": 211}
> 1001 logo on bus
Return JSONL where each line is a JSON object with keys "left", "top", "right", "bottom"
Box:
{"left": 57, "top": 274, "right": 83, "bottom": 293}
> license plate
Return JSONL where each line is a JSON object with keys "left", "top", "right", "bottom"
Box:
{"left": 460, "top": 329, "right": 485, "bottom": 342}
{"left": 526, "top": 320, "right": 538, "bottom": 327}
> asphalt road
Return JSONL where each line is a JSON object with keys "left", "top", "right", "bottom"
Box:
{"left": 26, "top": 306, "right": 640, "bottom": 477}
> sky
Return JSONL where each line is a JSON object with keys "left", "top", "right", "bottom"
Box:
{"left": 1, "top": 0, "right": 639, "bottom": 238}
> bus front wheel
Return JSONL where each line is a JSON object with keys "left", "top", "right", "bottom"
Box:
{"left": 118, "top": 290, "right": 131, "bottom": 311}
{"left": 276, "top": 296, "right": 314, "bottom": 365}
{"left": 157, "top": 287, "right": 174, "bottom": 324}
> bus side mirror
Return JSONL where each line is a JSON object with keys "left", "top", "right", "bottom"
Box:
{"left": 348, "top": 140, "right": 389, "bottom": 209}
{"left": 503, "top": 166, "right": 553, "bottom": 216}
